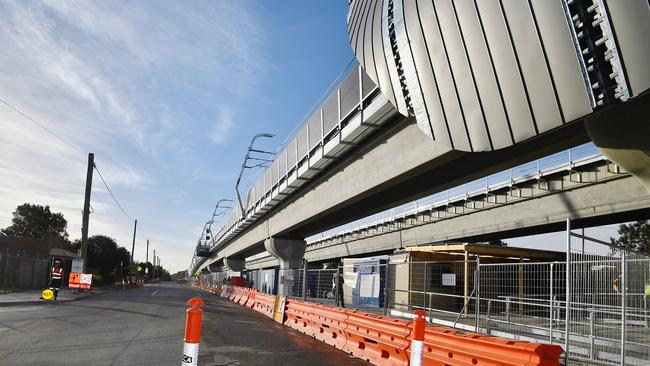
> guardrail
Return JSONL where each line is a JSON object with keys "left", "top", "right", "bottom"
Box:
{"left": 309, "top": 142, "right": 601, "bottom": 244}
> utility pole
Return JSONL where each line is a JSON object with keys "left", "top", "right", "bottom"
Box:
{"left": 153, "top": 250, "right": 156, "bottom": 280}
{"left": 80, "top": 153, "right": 94, "bottom": 273}
{"left": 130, "top": 219, "right": 137, "bottom": 275}
{"left": 145, "top": 239, "right": 149, "bottom": 281}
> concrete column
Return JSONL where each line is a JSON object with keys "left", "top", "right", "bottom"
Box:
{"left": 265, "top": 237, "right": 306, "bottom": 296}
{"left": 264, "top": 237, "right": 306, "bottom": 270}
{"left": 207, "top": 262, "right": 222, "bottom": 273}
{"left": 224, "top": 257, "right": 245, "bottom": 272}
{"left": 585, "top": 93, "right": 650, "bottom": 194}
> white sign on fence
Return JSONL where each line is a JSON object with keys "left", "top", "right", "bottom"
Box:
{"left": 71, "top": 259, "right": 84, "bottom": 273}
{"left": 442, "top": 273, "right": 456, "bottom": 286}
{"left": 359, "top": 274, "right": 380, "bottom": 297}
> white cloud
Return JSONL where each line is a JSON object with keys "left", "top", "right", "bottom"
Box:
{"left": 209, "top": 105, "right": 234, "bottom": 144}
{"left": 0, "top": 0, "right": 268, "bottom": 272}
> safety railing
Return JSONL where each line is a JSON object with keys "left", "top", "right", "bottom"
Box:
{"left": 308, "top": 142, "right": 602, "bottom": 245}
{"left": 244, "top": 142, "right": 607, "bottom": 267}
{"left": 205, "top": 64, "right": 386, "bottom": 251}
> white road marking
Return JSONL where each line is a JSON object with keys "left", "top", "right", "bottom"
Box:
{"left": 151, "top": 290, "right": 159, "bottom": 296}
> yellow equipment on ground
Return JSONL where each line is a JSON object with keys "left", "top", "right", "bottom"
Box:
{"left": 41, "top": 288, "right": 55, "bottom": 300}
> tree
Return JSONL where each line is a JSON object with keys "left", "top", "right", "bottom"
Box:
{"left": 72, "top": 235, "right": 130, "bottom": 276}
{"left": 1, "top": 203, "right": 68, "bottom": 239}
{"left": 172, "top": 271, "right": 187, "bottom": 281}
{"left": 487, "top": 239, "right": 508, "bottom": 247}
{"left": 610, "top": 220, "right": 650, "bottom": 255}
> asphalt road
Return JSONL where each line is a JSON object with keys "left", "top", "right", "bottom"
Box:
{"left": 0, "top": 283, "right": 366, "bottom": 366}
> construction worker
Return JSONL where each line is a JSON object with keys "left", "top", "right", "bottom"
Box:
{"left": 50, "top": 259, "right": 64, "bottom": 300}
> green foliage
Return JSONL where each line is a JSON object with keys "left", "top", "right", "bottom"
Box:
{"left": 1, "top": 203, "right": 68, "bottom": 239}
{"left": 487, "top": 239, "right": 508, "bottom": 246}
{"left": 171, "top": 270, "right": 187, "bottom": 280}
{"left": 132, "top": 261, "right": 171, "bottom": 281}
{"left": 72, "top": 235, "right": 131, "bottom": 277}
{"left": 322, "top": 260, "right": 340, "bottom": 269}
{"left": 610, "top": 220, "right": 650, "bottom": 254}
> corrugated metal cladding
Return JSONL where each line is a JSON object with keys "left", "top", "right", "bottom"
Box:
{"left": 348, "top": 0, "right": 613, "bottom": 152}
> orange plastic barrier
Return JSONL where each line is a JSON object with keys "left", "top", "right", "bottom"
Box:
{"left": 245, "top": 289, "right": 257, "bottom": 308}
{"left": 312, "top": 304, "right": 348, "bottom": 350}
{"left": 253, "top": 293, "right": 275, "bottom": 318}
{"left": 343, "top": 311, "right": 411, "bottom": 366}
{"left": 283, "top": 299, "right": 318, "bottom": 336}
{"left": 412, "top": 327, "right": 563, "bottom": 366}
{"left": 238, "top": 288, "right": 250, "bottom": 305}
{"left": 228, "top": 286, "right": 239, "bottom": 301}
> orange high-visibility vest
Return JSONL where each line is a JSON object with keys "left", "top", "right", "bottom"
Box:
{"left": 51, "top": 267, "right": 63, "bottom": 280}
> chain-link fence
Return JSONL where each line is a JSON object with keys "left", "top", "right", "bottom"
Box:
{"left": 0, "top": 253, "right": 49, "bottom": 289}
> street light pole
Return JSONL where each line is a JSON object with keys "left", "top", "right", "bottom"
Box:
{"left": 145, "top": 239, "right": 149, "bottom": 281}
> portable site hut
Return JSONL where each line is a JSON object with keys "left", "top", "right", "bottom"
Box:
{"left": 389, "top": 243, "right": 564, "bottom": 313}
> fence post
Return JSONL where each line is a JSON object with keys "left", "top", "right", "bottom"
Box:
{"left": 475, "top": 256, "right": 481, "bottom": 332}
{"left": 302, "top": 259, "right": 307, "bottom": 301}
{"left": 621, "top": 251, "right": 626, "bottom": 366}
{"left": 383, "top": 261, "right": 390, "bottom": 316}
{"left": 335, "top": 265, "right": 341, "bottom": 307}
{"left": 565, "top": 218, "right": 571, "bottom": 364}
{"left": 549, "top": 262, "right": 554, "bottom": 342}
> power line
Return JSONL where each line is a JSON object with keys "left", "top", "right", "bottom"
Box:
{"left": 0, "top": 96, "right": 84, "bottom": 153}
{"left": 0, "top": 96, "right": 153, "bottom": 245}
{"left": 94, "top": 164, "right": 134, "bottom": 222}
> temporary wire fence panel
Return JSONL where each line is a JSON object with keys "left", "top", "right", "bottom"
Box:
{"left": 305, "top": 269, "right": 337, "bottom": 305}
{"left": 217, "top": 231, "right": 648, "bottom": 366}
{"left": 247, "top": 268, "right": 277, "bottom": 294}
{"left": 478, "top": 237, "right": 650, "bottom": 366}
{"left": 386, "top": 260, "right": 475, "bottom": 325}
{"left": 279, "top": 268, "right": 304, "bottom": 298}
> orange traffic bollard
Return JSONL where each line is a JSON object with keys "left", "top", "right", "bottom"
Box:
{"left": 182, "top": 297, "right": 205, "bottom": 366}
{"left": 410, "top": 310, "right": 426, "bottom": 366}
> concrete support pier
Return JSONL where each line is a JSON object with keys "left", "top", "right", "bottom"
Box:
{"left": 224, "top": 257, "right": 245, "bottom": 272}
{"left": 265, "top": 237, "right": 306, "bottom": 295}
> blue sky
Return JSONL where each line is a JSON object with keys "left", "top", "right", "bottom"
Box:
{"left": 0, "top": 1, "right": 353, "bottom": 273}
{"left": 0, "top": 1, "right": 623, "bottom": 274}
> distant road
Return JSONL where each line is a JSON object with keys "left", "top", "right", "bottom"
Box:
{"left": 0, "top": 283, "right": 364, "bottom": 365}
